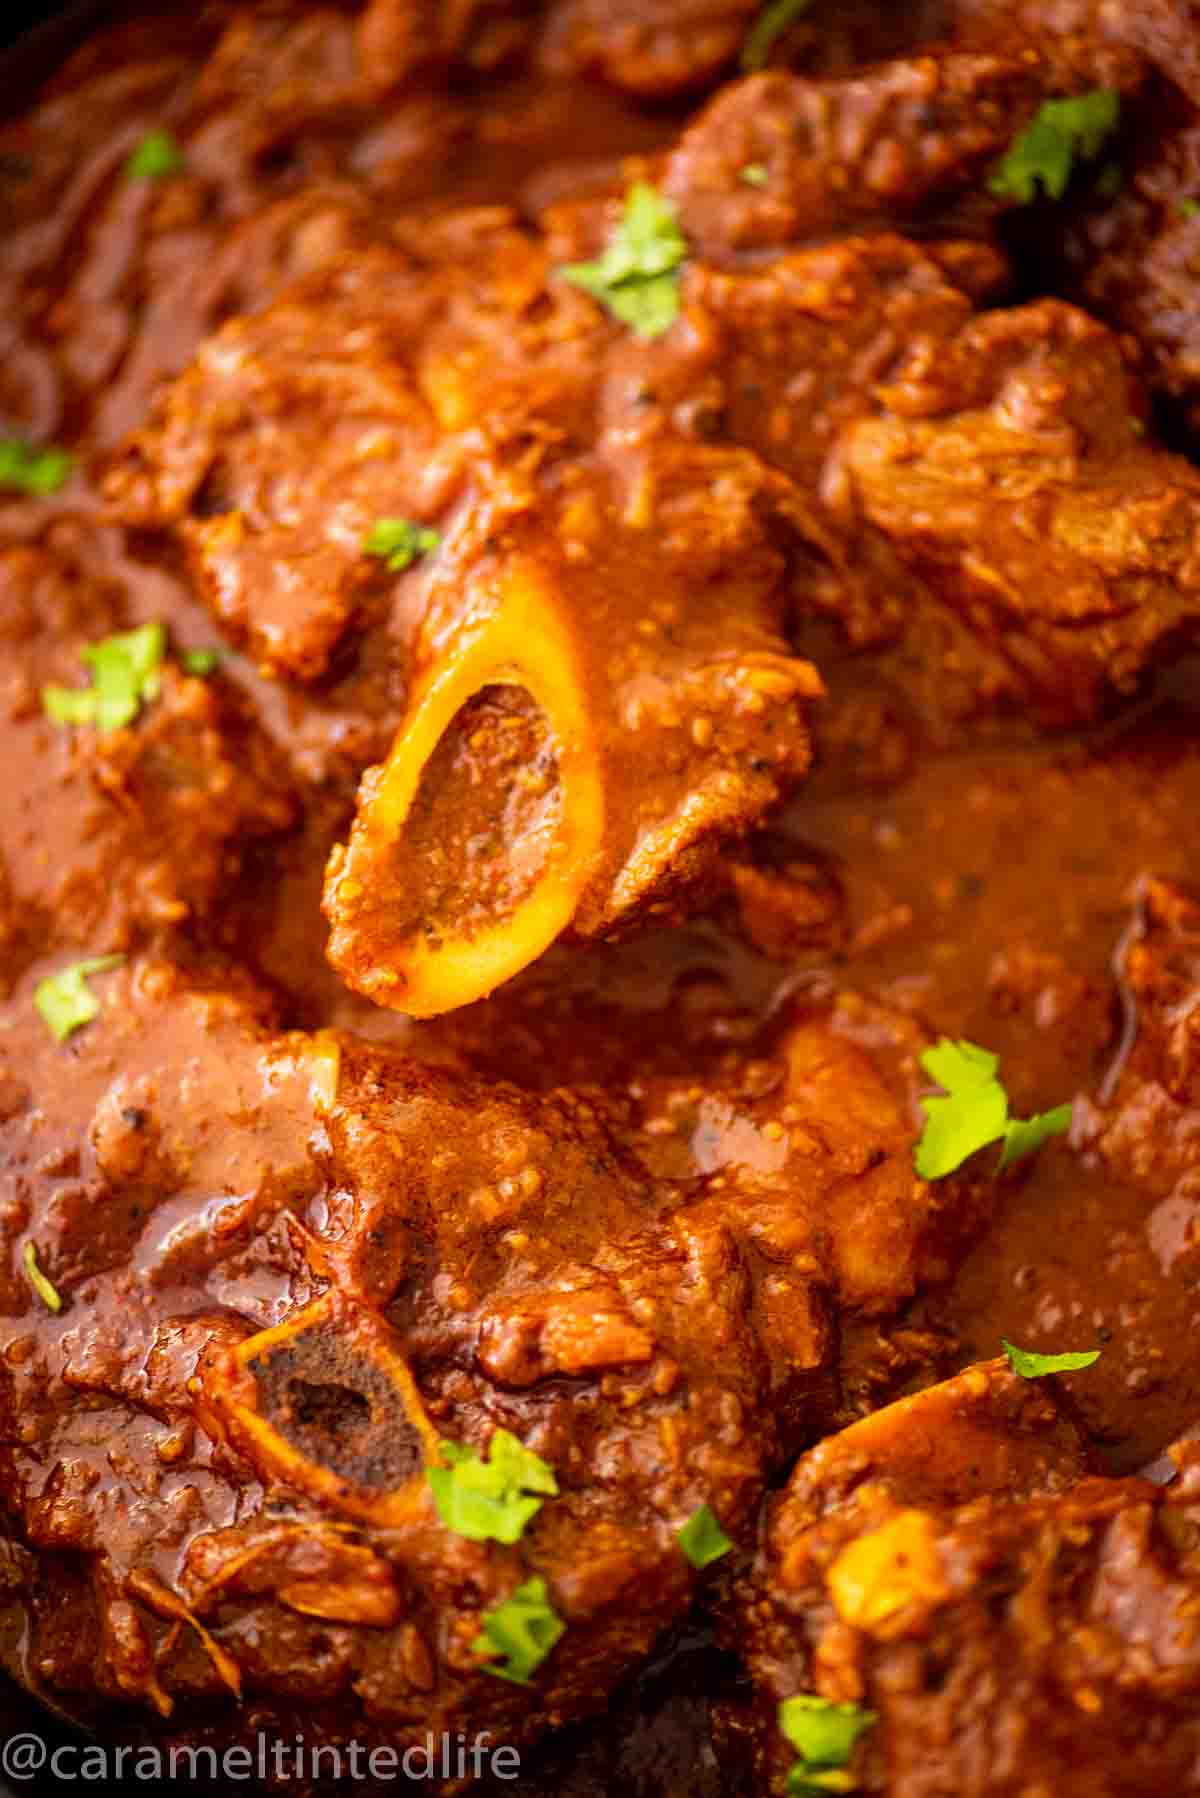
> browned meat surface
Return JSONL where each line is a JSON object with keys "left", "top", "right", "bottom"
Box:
{"left": 537, "top": 0, "right": 759, "bottom": 97}
{"left": 663, "top": 47, "right": 1141, "bottom": 261}
{"left": 0, "top": 519, "right": 294, "bottom": 977}
{"left": 1062, "top": 81, "right": 1200, "bottom": 427}
{"left": 10, "top": 1, "right": 1200, "bottom": 1791}
{"left": 726, "top": 1361, "right": 1200, "bottom": 1797}
{"left": 0, "top": 952, "right": 987, "bottom": 1761}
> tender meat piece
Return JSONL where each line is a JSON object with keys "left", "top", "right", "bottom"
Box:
{"left": 939, "top": 1, "right": 1200, "bottom": 426}
{"left": 625, "top": 988, "right": 989, "bottom": 1327}
{"left": 188, "top": 7, "right": 362, "bottom": 126}
{"left": 0, "top": 524, "right": 295, "bottom": 973}
{"left": 0, "top": 959, "right": 338, "bottom": 1718}
{"left": 1063, "top": 83, "right": 1200, "bottom": 429}
{"left": 322, "top": 462, "right": 819, "bottom": 1015}
{"left": 537, "top": 0, "right": 759, "bottom": 97}
{"left": 971, "top": 0, "right": 1200, "bottom": 108}
{"left": 114, "top": 195, "right": 742, "bottom": 676}
{"left": 836, "top": 299, "right": 1200, "bottom": 725}
{"left": 357, "top": 0, "right": 537, "bottom": 91}
{"left": 106, "top": 219, "right": 548, "bottom": 679}
{"left": 1, "top": 12, "right": 371, "bottom": 450}
{"left": 533, "top": 0, "right": 1143, "bottom": 100}
{"left": 90, "top": 183, "right": 378, "bottom": 452}
{"left": 661, "top": 230, "right": 1002, "bottom": 506}
{"left": 663, "top": 49, "right": 1143, "bottom": 265}
{"left": 725, "top": 1360, "right": 1200, "bottom": 1798}
{"left": 111, "top": 209, "right": 823, "bottom": 1010}
{"left": 0, "top": 966, "right": 990, "bottom": 1761}
{"left": 0, "top": 2, "right": 528, "bottom": 453}
{"left": 656, "top": 231, "right": 1200, "bottom": 724}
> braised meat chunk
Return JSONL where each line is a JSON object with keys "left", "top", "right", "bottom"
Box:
{"left": 11, "top": 0, "right": 1200, "bottom": 1790}
{"left": 727, "top": 1362, "right": 1200, "bottom": 1798}
{"left": 662, "top": 45, "right": 1143, "bottom": 262}
{"left": 111, "top": 202, "right": 825, "bottom": 1011}
{"left": 0, "top": 522, "right": 294, "bottom": 976}
{"left": 0, "top": 958, "right": 992, "bottom": 1763}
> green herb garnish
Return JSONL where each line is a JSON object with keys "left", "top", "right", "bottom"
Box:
{"left": 34, "top": 954, "right": 124, "bottom": 1043}
{"left": 677, "top": 1504, "right": 733, "bottom": 1569}
{"left": 989, "top": 90, "right": 1120, "bottom": 204}
{"left": 42, "top": 622, "right": 166, "bottom": 734}
{"left": 363, "top": 518, "right": 441, "bottom": 574}
{"left": 0, "top": 438, "right": 72, "bottom": 497}
{"left": 740, "top": 163, "right": 770, "bottom": 187}
{"left": 427, "top": 1429, "right": 558, "bottom": 1544}
{"left": 1180, "top": 197, "right": 1200, "bottom": 220}
{"left": 472, "top": 1577, "right": 565, "bottom": 1686}
{"left": 779, "top": 1695, "right": 877, "bottom": 1795}
{"left": 127, "top": 129, "right": 185, "bottom": 181}
{"left": 913, "top": 1039, "right": 1071, "bottom": 1180}
{"left": 22, "top": 1241, "right": 62, "bottom": 1314}
{"left": 741, "top": 0, "right": 815, "bottom": 72}
{"left": 1002, "top": 1340, "right": 1101, "bottom": 1379}
{"left": 180, "top": 646, "right": 223, "bottom": 676}
{"left": 561, "top": 183, "right": 687, "bottom": 340}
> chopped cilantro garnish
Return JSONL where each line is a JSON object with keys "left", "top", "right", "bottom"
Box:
{"left": 42, "top": 622, "right": 166, "bottom": 734}
{"left": 989, "top": 90, "right": 1120, "bottom": 205}
{"left": 127, "top": 129, "right": 184, "bottom": 181}
{"left": 180, "top": 646, "right": 223, "bottom": 676}
{"left": 741, "top": 0, "right": 815, "bottom": 72}
{"left": 741, "top": 163, "right": 770, "bottom": 187}
{"left": 779, "top": 1695, "right": 877, "bottom": 1795}
{"left": 678, "top": 1503, "right": 733, "bottom": 1569}
{"left": 1180, "top": 197, "right": 1200, "bottom": 220}
{"left": 913, "top": 1038, "right": 1071, "bottom": 1180}
{"left": 472, "top": 1577, "right": 565, "bottom": 1686}
{"left": 22, "top": 1241, "right": 62, "bottom": 1314}
{"left": 427, "top": 1428, "right": 558, "bottom": 1544}
{"left": 33, "top": 954, "right": 124, "bottom": 1043}
{"left": 1002, "top": 1340, "right": 1101, "bottom": 1379}
{"left": 0, "top": 437, "right": 72, "bottom": 497}
{"left": 363, "top": 518, "right": 441, "bottom": 574}
{"left": 996, "top": 1104, "right": 1074, "bottom": 1169}
{"left": 561, "top": 183, "right": 688, "bottom": 340}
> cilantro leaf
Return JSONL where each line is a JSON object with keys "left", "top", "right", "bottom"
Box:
{"left": 677, "top": 1503, "right": 733, "bottom": 1569}
{"left": 780, "top": 1696, "right": 877, "bottom": 1795}
{"left": 741, "top": 0, "right": 815, "bottom": 72}
{"left": 180, "top": 646, "right": 223, "bottom": 676}
{"left": 1002, "top": 1340, "right": 1101, "bottom": 1379}
{"left": 1180, "top": 197, "right": 1200, "bottom": 220}
{"left": 913, "top": 1039, "right": 1071, "bottom": 1180}
{"left": 996, "top": 1103, "right": 1074, "bottom": 1170}
{"left": 427, "top": 1428, "right": 558, "bottom": 1544}
{"left": 0, "top": 437, "right": 72, "bottom": 497}
{"left": 42, "top": 622, "right": 166, "bottom": 734}
{"left": 363, "top": 518, "right": 441, "bottom": 574}
{"left": 989, "top": 90, "right": 1120, "bottom": 205}
{"left": 22, "top": 1241, "right": 63, "bottom": 1314}
{"left": 740, "top": 163, "right": 770, "bottom": 187}
{"left": 913, "top": 1040, "right": 1009, "bottom": 1180}
{"left": 472, "top": 1577, "right": 565, "bottom": 1685}
{"left": 561, "top": 183, "right": 687, "bottom": 340}
{"left": 127, "top": 129, "right": 185, "bottom": 181}
{"left": 34, "top": 955, "right": 124, "bottom": 1043}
